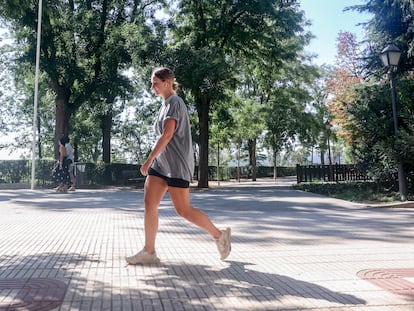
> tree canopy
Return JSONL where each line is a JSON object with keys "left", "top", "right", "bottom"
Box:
{"left": 154, "top": 0, "right": 313, "bottom": 186}
{"left": 0, "top": 0, "right": 161, "bottom": 160}
{"left": 7, "top": 1, "right": 414, "bottom": 192}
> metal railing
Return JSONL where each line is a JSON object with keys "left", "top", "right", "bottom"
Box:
{"left": 296, "top": 164, "right": 371, "bottom": 183}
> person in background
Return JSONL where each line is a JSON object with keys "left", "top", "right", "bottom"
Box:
{"left": 126, "top": 67, "right": 231, "bottom": 265}
{"left": 53, "top": 135, "right": 72, "bottom": 193}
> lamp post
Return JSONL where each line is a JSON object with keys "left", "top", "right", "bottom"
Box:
{"left": 325, "top": 120, "right": 332, "bottom": 165}
{"left": 31, "top": 0, "right": 43, "bottom": 190}
{"left": 380, "top": 44, "right": 407, "bottom": 201}
{"left": 324, "top": 120, "right": 333, "bottom": 181}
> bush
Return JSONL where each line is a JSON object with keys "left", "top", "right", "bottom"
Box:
{"left": 292, "top": 181, "right": 406, "bottom": 203}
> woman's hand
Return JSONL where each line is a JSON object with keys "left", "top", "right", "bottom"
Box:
{"left": 140, "top": 160, "right": 151, "bottom": 176}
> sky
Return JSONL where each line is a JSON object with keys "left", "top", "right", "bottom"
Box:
{"left": 0, "top": 1, "right": 371, "bottom": 160}
{"left": 300, "top": 0, "right": 370, "bottom": 65}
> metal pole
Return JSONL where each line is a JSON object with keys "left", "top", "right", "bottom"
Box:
{"left": 327, "top": 132, "right": 332, "bottom": 165}
{"left": 389, "top": 71, "right": 407, "bottom": 201}
{"left": 31, "top": 0, "right": 43, "bottom": 190}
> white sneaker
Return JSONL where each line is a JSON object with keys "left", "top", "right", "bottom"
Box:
{"left": 126, "top": 249, "right": 160, "bottom": 265}
{"left": 216, "top": 228, "right": 231, "bottom": 260}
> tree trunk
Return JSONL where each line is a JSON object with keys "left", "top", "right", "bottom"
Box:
{"left": 237, "top": 142, "right": 241, "bottom": 182}
{"left": 101, "top": 112, "right": 112, "bottom": 164}
{"left": 273, "top": 148, "right": 278, "bottom": 179}
{"left": 100, "top": 111, "right": 112, "bottom": 184}
{"left": 251, "top": 138, "right": 257, "bottom": 181}
{"left": 248, "top": 138, "right": 257, "bottom": 181}
{"left": 74, "top": 141, "right": 78, "bottom": 162}
{"left": 54, "top": 88, "right": 71, "bottom": 159}
{"left": 216, "top": 142, "right": 220, "bottom": 186}
{"left": 197, "top": 96, "right": 210, "bottom": 188}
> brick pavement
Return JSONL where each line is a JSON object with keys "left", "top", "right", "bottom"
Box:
{"left": 0, "top": 178, "right": 413, "bottom": 310}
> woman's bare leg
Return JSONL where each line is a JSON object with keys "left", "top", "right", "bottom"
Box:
{"left": 168, "top": 187, "right": 222, "bottom": 239}
{"left": 143, "top": 175, "right": 168, "bottom": 253}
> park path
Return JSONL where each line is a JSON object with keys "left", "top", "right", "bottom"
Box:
{"left": 0, "top": 178, "right": 413, "bottom": 310}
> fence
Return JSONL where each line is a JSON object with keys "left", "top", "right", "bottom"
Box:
{"left": 203, "top": 166, "right": 296, "bottom": 181}
{"left": 0, "top": 160, "right": 296, "bottom": 188}
{"left": 296, "top": 164, "right": 371, "bottom": 183}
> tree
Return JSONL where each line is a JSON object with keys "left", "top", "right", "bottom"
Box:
{"left": 344, "top": 1, "right": 414, "bottom": 194}
{"left": 350, "top": 0, "right": 414, "bottom": 74}
{"left": 0, "top": 27, "right": 57, "bottom": 159}
{"left": 210, "top": 104, "right": 234, "bottom": 182}
{"left": 233, "top": 97, "right": 266, "bottom": 181}
{"left": 165, "top": 0, "right": 309, "bottom": 187}
{"left": 0, "top": 30, "right": 20, "bottom": 137}
{"left": 0, "top": 0, "right": 160, "bottom": 161}
{"left": 347, "top": 78, "right": 414, "bottom": 189}
{"left": 113, "top": 92, "right": 159, "bottom": 164}
{"left": 259, "top": 56, "right": 319, "bottom": 176}
{"left": 304, "top": 67, "right": 333, "bottom": 165}
{"left": 325, "top": 32, "right": 364, "bottom": 148}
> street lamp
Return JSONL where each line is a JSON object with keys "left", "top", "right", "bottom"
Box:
{"left": 380, "top": 44, "right": 402, "bottom": 67}
{"left": 380, "top": 44, "right": 407, "bottom": 201}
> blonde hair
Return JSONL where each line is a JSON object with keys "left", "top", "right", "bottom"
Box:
{"left": 152, "top": 67, "right": 180, "bottom": 91}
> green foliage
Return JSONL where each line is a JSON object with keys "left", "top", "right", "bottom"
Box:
{"left": 0, "top": 0, "right": 338, "bottom": 185}
{"left": 349, "top": 0, "right": 414, "bottom": 73}
{"left": 0, "top": 160, "right": 28, "bottom": 183}
{"left": 113, "top": 96, "right": 159, "bottom": 164}
{"left": 263, "top": 61, "right": 320, "bottom": 155}
{"left": 0, "top": 0, "right": 163, "bottom": 161}
{"left": 210, "top": 104, "right": 234, "bottom": 147}
{"left": 324, "top": 2, "right": 414, "bottom": 192}
{"left": 162, "top": 0, "right": 311, "bottom": 186}
{"left": 304, "top": 67, "right": 333, "bottom": 153}
{"left": 346, "top": 78, "right": 414, "bottom": 192}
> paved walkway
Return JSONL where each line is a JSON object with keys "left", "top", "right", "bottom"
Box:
{"left": 0, "top": 178, "right": 413, "bottom": 310}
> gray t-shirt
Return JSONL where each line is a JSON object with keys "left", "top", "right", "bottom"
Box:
{"left": 65, "top": 143, "right": 74, "bottom": 163}
{"left": 151, "top": 95, "right": 195, "bottom": 182}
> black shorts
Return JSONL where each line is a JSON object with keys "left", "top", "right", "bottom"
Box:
{"left": 148, "top": 168, "right": 190, "bottom": 188}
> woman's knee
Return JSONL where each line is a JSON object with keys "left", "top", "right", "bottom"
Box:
{"left": 175, "top": 205, "right": 193, "bottom": 219}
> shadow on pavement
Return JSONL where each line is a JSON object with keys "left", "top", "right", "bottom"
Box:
{"left": 2, "top": 185, "right": 414, "bottom": 245}
{"left": 150, "top": 260, "right": 366, "bottom": 309}
{"left": 0, "top": 253, "right": 365, "bottom": 310}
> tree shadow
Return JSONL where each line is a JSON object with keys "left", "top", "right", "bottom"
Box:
{"left": 0, "top": 253, "right": 367, "bottom": 310}
{"left": 2, "top": 186, "right": 414, "bottom": 246}
{"left": 0, "top": 189, "right": 144, "bottom": 212}
{"left": 0, "top": 253, "right": 160, "bottom": 310}
{"left": 141, "top": 260, "right": 366, "bottom": 309}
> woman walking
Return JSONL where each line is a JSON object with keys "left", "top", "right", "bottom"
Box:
{"left": 126, "top": 67, "right": 231, "bottom": 265}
